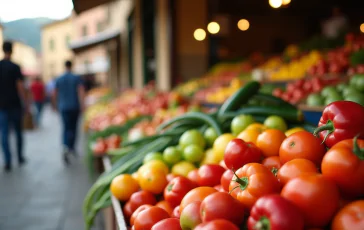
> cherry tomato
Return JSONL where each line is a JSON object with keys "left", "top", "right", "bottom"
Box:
{"left": 179, "top": 187, "right": 217, "bottom": 213}
{"left": 139, "top": 168, "right": 168, "bottom": 194}
{"left": 187, "top": 169, "right": 199, "bottom": 186}
{"left": 281, "top": 174, "right": 340, "bottom": 228}
{"left": 129, "top": 190, "right": 157, "bottom": 212}
{"left": 220, "top": 170, "right": 234, "bottom": 192}
{"left": 156, "top": 200, "right": 174, "bottom": 216}
{"left": 110, "top": 174, "right": 139, "bottom": 201}
{"left": 123, "top": 201, "right": 134, "bottom": 220}
{"left": 279, "top": 131, "right": 326, "bottom": 166}
{"left": 332, "top": 200, "right": 364, "bottom": 230}
{"left": 197, "top": 164, "right": 225, "bottom": 187}
{"left": 166, "top": 173, "right": 177, "bottom": 182}
{"left": 130, "top": 204, "right": 153, "bottom": 226}
{"left": 262, "top": 156, "right": 282, "bottom": 175}
{"left": 172, "top": 205, "right": 180, "bottom": 218}
{"left": 151, "top": 218, "right": 182, "bottom": 230}
{"left": 134, "top": 206, "right": 170, "bottom": 230}
{"left": 213, "top": 134, "right": 235, "bottom": 162}
{"left": 237, "top": 128, "right": 262, "bottom": 145}
{"left": 321, "top": 138, "right": 364, "bottom": 198}
{"left": 224, "top": 139, "right": 262, "bottom": 170}
{"left": 277, "top": 159, "right": 318, "bottom": 186}
{"left": 138, "top": 160, "right": 169, "bottom": 178}
{"left": 256, "top": 129, "right": 286, "bottom": 157}
{"left": 164, "top": 176, "right": 196, "bottom": 207}
{"left": 229, "top": 163, "right": 281, "bottom": 210}
{"left": 200, "top": 192, "right": 245, "bottom": 226}
{"left": 180, "top": 201, "right": 202, "bottom": 230}
{"left": 194, "top": 219, "right": 239, "bottom": 230}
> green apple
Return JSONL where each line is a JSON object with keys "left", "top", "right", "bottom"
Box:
{"left": 325, "top": 94, "right": 343, "bottom": 105}
{"left": 321, "top": 86, "right": 338, "bottom": 98}
{"left": 344, "top": 93, "right": 364, "bottom": 106}
{"left": 307, "top": 93, "right": 324, "bottom": 106}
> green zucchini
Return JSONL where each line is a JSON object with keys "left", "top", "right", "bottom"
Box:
{"left": 217, "top": 81, "right": 261, "bottom": 118}
{"left": 231, "top": 106, "right": 303, "bottom": 123}
{"left": 157, "top": 112, "right": 223, "bottom": 136}
{"left": 253, "top": 93, "right": 297, "bottom": 109}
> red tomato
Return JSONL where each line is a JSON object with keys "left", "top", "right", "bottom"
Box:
{"left": 194, "top": 219, "right": 240, "bottom": 230}
{"left": 151, "top": 218, "right": 182, "bottom": 230}
{"left": 224, "top": 139, "right": 262, "bottom": 170}
{"left": 200, "top": 192, "right": 245, "bottom": 226}
{"left": 187, "top": 169, "right": 199, "bottom": 186}
{"left": 179, "top": 187, "right": 217, "bottom": 213}
{"left": 197, "top": 164, "right": 225, "bottom": 187}
{"left": 130, "top": 204, "right": 153, "bottom": 226}
{"left": 321, "top": 138, "right": 364, "bottom": 199}
{"left": 281, "top": 174, "right": 340, "bottom": 228}
{"left": 332, "top": 200, "right": 364, "bottom": 230}
{"left": 164, "top": 176, "right": 196, "bottom": 207}
{"left": 123, "top": 201, "right": 134, "bottom": 220}
{"left": 277, "top": 159, "right": 319, "bottom": 186}
{"left": 279, "top": 131, "right": 326, "bottom": 167}
{"left": 220, "top": 170, "right": 234, "bottom": 192}
{"left": 262, "top": 156, "right": 282, "bottom": 175}
{"left": 134, "top": 206, "right": 170, "bottom": 230}
{"left": 219, "top": 160, "right": 228, "bottom": 169}
{"left": 129, "top": 190, "right": 157, "bottom": 212}
{"left": 92, "top": 138, "right": 107, "bottom": 155}
{"left": 156, "top": 200, "right": 174, "bottom": 216}
{"left": 171, "top": 205, "right": 180, "bottom": 218}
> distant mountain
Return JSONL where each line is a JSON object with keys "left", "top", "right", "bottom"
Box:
{"left": 3, "top": 17, "right": 54, "bottom": 52}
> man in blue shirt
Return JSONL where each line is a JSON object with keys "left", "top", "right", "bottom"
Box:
{"left": 53, "top": 60, "right": 85, "bottom": 165}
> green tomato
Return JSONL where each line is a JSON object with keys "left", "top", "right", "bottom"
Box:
{"left": 163, "top": 146, "right": 182, "bottom": 165}
{"left": 307, "top": 93, "right": 324, "bottom": 106}
{"left": 352, "top": 75, "right": 364, "bottom": 92}
{"left": 183, "top": 144, "right": 205, "bottom": 163}
{"left": 203, "top": 127, "right": 218, "bottom": 147}
{"left": 179, "top": 129, "right": 206, "bottom": 149}
{"left": 143, "top": 152, "right": 164, "bottom": 164}
{"left": 231, "top": 114, "right": 255, "bottom": 136}
{"left": 264, "top": 115, "right": 287, "bottom": 132}
{"left": 344, "top": 93, "right": 364, "bottom": 106}
{"left": 321, "top": 86, "right": 338, "bottom": 98}
{"left": 336, "top": 83, "right": 348, "bottom": 93}
{"left": 325, "top": 94, "right": 343, "bottom": 105}
{"left": 342, "top": 86, "right": 360, "bottom": 97}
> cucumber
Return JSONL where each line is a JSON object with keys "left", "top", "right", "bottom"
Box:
{"left": 253, "top": 93, "right": 297, "bottom": 109}
{"left": 230, "top": 106, "right": 303, "bottom": 123}
{"left": 217, "top": 81, "right": 261, "bottom": 118}
{"left": 121, "top": 129, "right": 185, "bottom": 147}
{"left": 157, "top": 112, "right": 223, "bottom": 136}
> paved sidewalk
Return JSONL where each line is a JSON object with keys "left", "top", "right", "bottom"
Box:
{"left": 0, "top": 107, "right": 102, "bottom": 230}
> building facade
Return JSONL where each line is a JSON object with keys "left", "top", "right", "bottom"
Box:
{"left": 0, "top": 24, "right": 3, "bottom": 48}
{"left": 41, "top": 18, "right": 74, "bottom": 82}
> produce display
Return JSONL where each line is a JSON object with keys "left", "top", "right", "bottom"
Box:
{"left": 82, "top": 80, "right": 364, "bottom": 230}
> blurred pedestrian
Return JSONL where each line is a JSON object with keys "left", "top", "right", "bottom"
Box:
{"left": 0, "top": 41, "right": 29, "bottom": 172}
{"left": 46, "top": 78, "right": 56, "bottom": 104}
{"left": 30, "top": 77, "right": 46, "bottom": 126}
{"left": 322, "top": 6, "right": 349, "bottom": 39}
{"left": 52, "top": 60, "right": 85, "bottom": 165}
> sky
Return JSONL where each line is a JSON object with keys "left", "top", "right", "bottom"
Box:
{"left": 0, "top": 0, "right": 73, "bottom": 22}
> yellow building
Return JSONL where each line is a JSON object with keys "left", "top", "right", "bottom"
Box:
{"left": 0, "top": 24, "right": 3, "bottom": 48}
{"left": 41, "top": 18, "right": 74, "bottom": 82}
{"left": 12, "top": 41, "right": 40, "bottom": 77}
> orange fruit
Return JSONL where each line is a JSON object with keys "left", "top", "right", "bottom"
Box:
{"left": 256, "top": 129, "right": 286, "bottom": 157}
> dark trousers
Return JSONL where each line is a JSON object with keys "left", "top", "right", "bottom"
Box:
{"left": 60, "top": 110, "right": 80, "bottom": 151}
{"left": 0, "top": 108, "right": 23, "bottom": 165}
{"left": 34, "top": 101, "right": 44, "bottom": 125}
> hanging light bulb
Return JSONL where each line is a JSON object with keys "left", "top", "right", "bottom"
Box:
{"left": 194, "top": 28, "right": 206, "bottom": 41}
{"left": 207, "top": 22, "right": 220, "bottom": 34}
{"left": 282, "top": 0, "right": 291, "bottom": 5}
{"left": 237, "top": 19, "right": 250, "bottom": 31}
{"left": 269, "top": 0, "right": 283, "bottom": 9}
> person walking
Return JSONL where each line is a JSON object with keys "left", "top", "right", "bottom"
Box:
{"left": 0, "top": 41, "right": 29, "bottom": 172}
{"left": 30, "top": 77, "right": 46, "bottom": 126}
{"left": 52, "top": 60, "right": 85, "bottom": 165}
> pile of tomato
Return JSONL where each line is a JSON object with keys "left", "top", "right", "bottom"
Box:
{"left": 109, "top": 101, "right": 364, "bottom": 230}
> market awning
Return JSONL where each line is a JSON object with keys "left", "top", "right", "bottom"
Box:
{"left": 69, "top": 29, "right": 120, "bottom": 53}
{"left": 72, "top": 0, "right": 113, "bottom": 14}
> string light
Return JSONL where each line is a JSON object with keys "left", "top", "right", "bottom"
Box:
{"left": 207, "top": 22, "right": 220, "bottom": 34}
{"left": 237, "top": 19, "right": 250, "bottom": 31}
{"left": 194, "top": 28, "right": 206, "bottom": 41}
{"left": 269, "top": 0, "right": 283, "bottom": 9}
